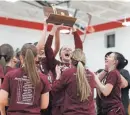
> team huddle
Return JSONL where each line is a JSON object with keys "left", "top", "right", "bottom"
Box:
{"left": 0, "top": 23, "right": 129, "bottom": 115}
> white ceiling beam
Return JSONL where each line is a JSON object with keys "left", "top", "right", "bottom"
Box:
{"left": 81, "top": 1, "right": 123, "bottom": 14}
{"left": 89, "top": 13, "right": 123, "bottom": 24}
{"left": 83, "top": 1, "right": 130, "bottom": 19}
{"left": 69, "top": 1, "right": 130, "bottom": 24}
{"left": 52, "top": 1, "right": 123, "bottom": 24}
{"left": 111, "top": 1, "right": 130, "bottom": 7}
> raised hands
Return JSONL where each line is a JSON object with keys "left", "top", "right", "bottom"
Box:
{"left": 50, "top": 24, "right": 63, "bottom": 36}
{"left": 72, "top": 26, "right": 77, "bottom": 32}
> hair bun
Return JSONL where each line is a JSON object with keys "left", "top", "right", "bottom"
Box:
{"left": 124, "top": 59, "right": 128, "bottom": 65}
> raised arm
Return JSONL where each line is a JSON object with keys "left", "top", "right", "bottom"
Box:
{"left": 97, "top": 70, "right": 108, "bottom": 81}
{"left": 94, "top": 71, "right": 118, "bottom": 97}
{"left": 52, "top": 66, "right": 69, "bottom": 92}
{"left": 37, "top": 21, "right": 60, "bottom": 57}
{"left": 53, "top": 28, "right": 61, "bottom": 57}
{"left": 45, "top": 25, "right": 60, "bottom": 70}
{"left": 72, "top": 27, "right": 83, "bottom": 50}
{"left": 36, "top": 22, "right": 47, "bottom": 52}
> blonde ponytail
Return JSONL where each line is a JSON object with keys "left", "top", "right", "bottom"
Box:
{"left": 76, "top": 61, "right": 91, "bottom": 102}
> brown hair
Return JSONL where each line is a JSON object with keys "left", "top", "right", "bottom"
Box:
{"left": 71, "top": 49, "right": 91, "bottom": 102}
{"left": 21, "top": 43, "right": 40, "bottom": 86}
{"left": 0, "top": 44, "right": 14, "bottom": 74}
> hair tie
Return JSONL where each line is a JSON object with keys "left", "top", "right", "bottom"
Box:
{"left": 78, "top": 60, "right": 85, "bottom": 66}
{"left": 124, "top": 59, "right": 128, "bottom": 66}
{"left": 0, "top": 55, "right": 5, "bottom": 59}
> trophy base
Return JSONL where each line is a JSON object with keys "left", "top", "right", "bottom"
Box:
{"left": 46, "top": 14, "right": 77, "bottom": 27}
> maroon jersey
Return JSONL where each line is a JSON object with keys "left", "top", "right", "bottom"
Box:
{"left": 52, "top": 68, "right": 96, "bottom": 115}
{"left": 0, "top": 65, "right": 15, "bottom": 84}
{"left": 100, "top": 69, "right": 125, "bottom": 115}
{"left": 44, "top": 31, "right": 83, "bottom": 115}
{"left": 1, "top": 68, "right": 51, "bottom": 115}
{"left": 6, "top": 66, "right": 15, "bottom": 73}
{"left": 45, "top": 31, "right": 83, "bottom": 81}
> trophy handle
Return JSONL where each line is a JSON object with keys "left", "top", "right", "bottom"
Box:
{"left": 51, "top": 4, "right": 57, "bottom": 14}
{"left": 82, "top": 13, "right": 92, "bottom": 43}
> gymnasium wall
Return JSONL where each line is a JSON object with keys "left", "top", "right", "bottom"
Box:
{"left": 0, "top": 24, "right": 130, "bottom": 72}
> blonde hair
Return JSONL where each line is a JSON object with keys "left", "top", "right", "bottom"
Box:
{"left": 71, "top": 49, "right": 91, "bottom": 102}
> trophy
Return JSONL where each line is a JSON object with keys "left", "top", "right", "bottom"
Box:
{"left": 43, "top": 6, "right": 77, "bottom": 27}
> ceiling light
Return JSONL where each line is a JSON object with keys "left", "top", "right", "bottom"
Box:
{"left": 122, "top": 21, "right": 130, "bottom": 26}
{"left": 60, "top": 29, "right": 70, "bottom": 34}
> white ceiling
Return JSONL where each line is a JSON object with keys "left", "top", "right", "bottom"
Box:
{"left": 0, "top": 0, "right": 130, "bottom": 26}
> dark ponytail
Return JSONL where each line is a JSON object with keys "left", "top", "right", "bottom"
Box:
{"left": 0, "top": 44, "right": 14, "bottom": 74}
{"left": 0, "top": 44, "right": 14, "bottom": 63}
{"left": 21, "top": 44, "right": 40, "bottom": 87}
{"left": 114, "top": 52, "right": 128, "bottom": 70}
{"left": 0, "top": 56, "right": 6, "bottom": 74}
